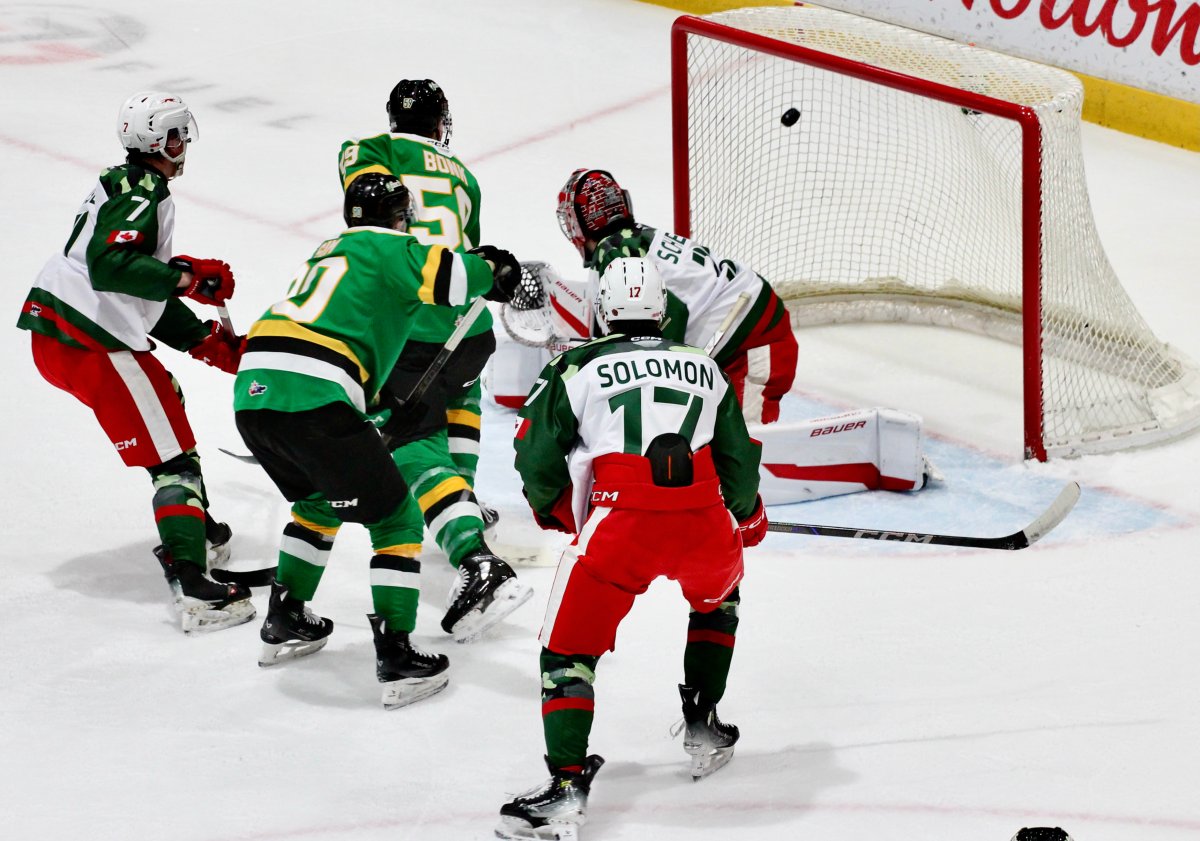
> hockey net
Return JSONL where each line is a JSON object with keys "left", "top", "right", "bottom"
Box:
{"left": 672, "top": 5, "right": 1200, "bottom": 459}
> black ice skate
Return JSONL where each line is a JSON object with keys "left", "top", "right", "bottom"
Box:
{"left": 677, "top": 684, "right": 740, "bottom": 780}
{"left": 496, "top": 755, "right": 605, "bottom": 841}
{"left": 204, "top": 516, "right": 233, "bottom": 568}
{"left": 368, "top": 613, "right": 449, "bottom": 709}
{"left": 155, "top": 545, "right": 255, "bottom": 634}
{"left": 258, "top": 581, "right": 333, "bottom": 666}
{"left": 480, "top": 500, "right": 500, "bottom": 538}
{"left": 441, "top": 548, "right": 532, "bottom": 642}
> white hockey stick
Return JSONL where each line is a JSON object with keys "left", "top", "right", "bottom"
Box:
{"left": 216, "top": 304, "right": 236, "bottom": 336}
{"left": 767, "top": 481, "right": 1081, "bottom": 550}
{"left": 704, "top": 292, "right": 752, "bottom": 356}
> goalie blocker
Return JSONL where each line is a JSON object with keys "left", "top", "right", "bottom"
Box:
{"left": 488, "top": 267, "right": 938, "bottom": 505}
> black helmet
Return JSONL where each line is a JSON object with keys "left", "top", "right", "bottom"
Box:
{"left": 343, "top": 173, "right": 413, "bottom": 229}
{"left": 387, "top": 79, "right": 451, "bottom": 142}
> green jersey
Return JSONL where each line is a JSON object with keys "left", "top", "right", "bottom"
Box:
{"left": 234, "top": 227, "right": 494, "bottom": 415}
{"left": 337, "top": 132, "right": 490, "bottom": 344}
{"left": 515, "top": 333, "right": 762, "bottom": 528}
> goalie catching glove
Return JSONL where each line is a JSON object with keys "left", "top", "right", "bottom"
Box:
{"left": 169, "top": 255, "right": 236, "bottom": 306}
{"left": 468, "top": 245, "right": 520, "bottom": 304}
{"left": 737, "top": 495, "right": 768, "bottom": 548}
{"left": 188, "top": 320, "right": 245, "bottom": 374}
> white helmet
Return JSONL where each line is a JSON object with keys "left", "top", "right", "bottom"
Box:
{"left": 595, "top": 257, "right": 666, "bottom": 334}
{"left": 116, "top": 91, "right": 196, "bottom": 165}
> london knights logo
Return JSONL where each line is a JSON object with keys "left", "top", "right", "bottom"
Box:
{"left": 247, "top": 381, "right": 268, "bottom": 396}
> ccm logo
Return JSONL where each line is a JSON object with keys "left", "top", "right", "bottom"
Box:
{"left": 590, "top": 490, "right": 619, "bottom": 503}
{"left": 857, "top": 530, "right": 934, "bottom": 543}
{"left": 810, "top": 420, "right": 866, "bottom": 437}
{"left": 330, "top": 498, "right": 359, "bottom": 508}
{"left": 115, "top": 438, "right": 137, "bottom": 450}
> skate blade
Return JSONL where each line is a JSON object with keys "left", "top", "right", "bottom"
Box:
{"left": 381, "top": 672, "right": 450, "bottom": 710}
{"left": 688, "top": 745, "right": 735, "bottom": 781}
{"left": 175, "top": 597, "right": 255, "bottom": 634}
{"left": 258, "top": 635, "right": 329, "bottom": 667}
{"left": 452, "top": 579, "right": 534, "bottom": 643}
{"left": 495, "top": 816, "right": 579, "bottom": 841}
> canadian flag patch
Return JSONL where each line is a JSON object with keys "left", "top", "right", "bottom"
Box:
{"left": 106, "top": 230, "right": 144, "bottom": 245}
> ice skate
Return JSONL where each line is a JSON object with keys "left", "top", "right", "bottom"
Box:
{"left": 368, "top": 614, "right": 450, "bottom": 709}
{"left": 496, "top": 755, "right": 604, "bottom": 841}
{"left": 441, "top": 548, "right": 533, "bottom": 642}
{"left": 205, "top": 517, "right": 233, "bottom": 568}
{"left": 258, "top": 581, "right": 333, "bottom": 666}
{"left": 677, "top": 684, "right": 739, "bottom": 780}
{"left": 155, "top": 546, "right": 255, "bottom": 634}
{"left": 480, "top": 500, "right": 501, "bottom": 538}
{"left": 919, "top": 455, "right": 945, "bottom": 490}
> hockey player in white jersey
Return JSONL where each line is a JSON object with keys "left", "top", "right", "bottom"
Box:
{"left": 497, "top": 258, "right": 767, "bottom": 840}
{"left": 556, "top": 167, "right": 798, "bottom": 424}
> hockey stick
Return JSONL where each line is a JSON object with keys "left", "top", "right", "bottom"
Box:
{"left": 399, "top": 295, "right": 489, "bottom": 407}
{"left": 210, "top": 565, "right": 277, "bottom": 588}
{"left": 766, "top": 481, "right": 1080, "bottom": 550}
{"left": 221, "top": 296, "right": 491, "bottom": 464}
{"left": 704, "top": 292, "right": 752, "bottom": 356}
{"left": 216, "top": 304, "right": 236, "bottom": 336}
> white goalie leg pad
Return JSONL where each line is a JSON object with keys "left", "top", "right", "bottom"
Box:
{"left": 258, "top": 636, "right": 329, "bottom": 667}
{"left": 381, "top": 672, "right": 450, "bottom": 710}
{"left": 753, "top": 408, "right": 928, "bottom": 505}
{"left": 486, "top": 331, "right": 551, "bottom": 410}
{"left": 495, "top": 817, "right": 581, "bottom": 841}
{"left": 170, "top": 592, "right": 256, "bottom": 635}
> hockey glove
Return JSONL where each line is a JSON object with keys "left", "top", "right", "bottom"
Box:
{"left": 526, "top": 487, "right": 576, "bottom": 534}
{"left": 170, "top": 256, "right": 236, "bottom": 306}
{"left": 736, "top": 494, "right": 768, "bottom": 548}
{"left": 375, "top": 389, "right": 434, "bottom": 450}
{"left": 188, "top": 320, "right": 245, "bottom": 374}
{"left": 469, "top": 245, "right": 521, "bottom": 304}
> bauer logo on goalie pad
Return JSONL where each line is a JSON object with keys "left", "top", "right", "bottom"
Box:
{"left": 811, "top": 420, "right": 867, "bottom": 436}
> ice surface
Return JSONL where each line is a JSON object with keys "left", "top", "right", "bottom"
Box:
{"left": 2, "top": 2, "right": 1197, "bottom": 839}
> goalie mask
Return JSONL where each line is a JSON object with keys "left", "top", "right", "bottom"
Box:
{"left": 344, "top": 173, "right": 415, "bottom": 230}
{"left": 117, "top": 91, "right": 196, "bottom": 172}
{"left": 387, "top": 79, "right": 452, "bottom": 144}
{"left": 557, "top": 168, "right": 634, "bottom": 258}
{"left": 595, "top": 257, "right": 665, "bottom": 334}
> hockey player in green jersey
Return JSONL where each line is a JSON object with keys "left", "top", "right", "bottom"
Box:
{"left": 498, "top": 258, "right": 768, "bottom": 840}
{"left": 338, "top": 78, "right": 531, "bottom": 642}
{"left": 17, "top": 91, "right": 253, "bottom": 634}
{"left": 233, "top": 173, "right": 523, "bottom": 709}
{"left": 557, "top": 168, "right": 800, "bottom": 425}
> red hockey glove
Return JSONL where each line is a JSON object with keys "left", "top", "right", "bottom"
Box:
{"left": 526, "top": 487, "right": 576, "bottom": 534}
{"left": 170, "top": 256, "right": 236, "bottom": 306}
{"left": 188, "top": 320, "right": 245, "bottom": 374}
{"left": 737, "top": 495, "right": 768, "bottom": 548}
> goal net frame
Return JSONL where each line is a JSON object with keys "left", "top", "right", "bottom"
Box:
{"left": 671, "top": 7, "right": 1200, "bottom": 461}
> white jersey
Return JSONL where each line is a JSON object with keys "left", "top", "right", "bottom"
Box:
{"left": 588, "top": 226, "right": 769, "bottom": 357}
{"left": 32, "top": 173, "right": 176, "bottom": 351}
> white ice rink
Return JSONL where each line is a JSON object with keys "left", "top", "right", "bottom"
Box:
{"left": 2, "top": 2, "right": 1198, "bottom": 840}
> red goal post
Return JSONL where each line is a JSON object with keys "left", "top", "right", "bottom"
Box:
{"left": 671, "top": 5, "right": 1200, "bottom": 460}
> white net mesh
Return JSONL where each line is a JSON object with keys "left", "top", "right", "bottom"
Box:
{"left": 680, "top": 5, "right": 1200, "bottom": 458}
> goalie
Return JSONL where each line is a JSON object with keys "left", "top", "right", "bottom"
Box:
{"left": 488, "top": 169, "right": 940, "bottom": 505}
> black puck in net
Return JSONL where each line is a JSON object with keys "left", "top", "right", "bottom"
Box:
{"left": 780, "top": 108, "right": 800, "bottom": 127}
